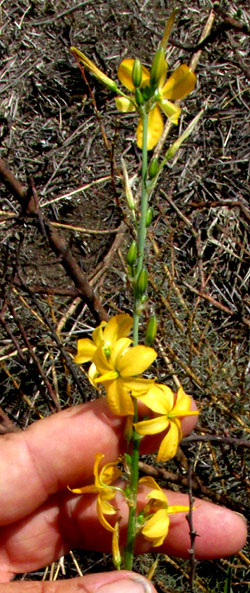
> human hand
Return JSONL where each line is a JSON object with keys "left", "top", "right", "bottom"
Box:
{"left": 0, "top": 398, "right": 247, "bottom": 592}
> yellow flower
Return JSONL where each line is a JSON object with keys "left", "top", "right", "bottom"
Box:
{"left": 71, "top": 47, "right": 118, "bottom": 91}
{"left": 115, "top": 59, "right": 196, "bottom": 150}
{"left": 134, "top": 385, "right": 199, "bottom": 461}
{"left": 139, "top": 476, "right": 190, "bottom": 547}
{"left": 93, "top": 337, "right": 157, "bottom": 416}
{"left": 68, "top": 453, "right": 121, "bottom": 532}
{"left": 74, "top": 313, "right": 133, "bottom": 364}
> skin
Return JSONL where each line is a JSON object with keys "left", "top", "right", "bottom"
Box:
{"left": 0, "top": 398, "right": 247, "bottom": 592}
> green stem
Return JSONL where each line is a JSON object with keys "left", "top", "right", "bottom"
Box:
{"left": 124, "top": 112, "right": 148, "bottom": 570}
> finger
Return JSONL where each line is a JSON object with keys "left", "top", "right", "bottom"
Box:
{"left": 0, "top": 487, "right": 246, "bottom": 580}
{"left": 0, "top": 572, "right": 156, "bottom": 593}
{"left": 0, "top": 399, "right": 198, "bottom": 525}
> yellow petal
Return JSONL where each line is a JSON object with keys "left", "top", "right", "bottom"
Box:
{"left": 74, "top": 338, "right": 97, "bottom": 364}
{"left": 92, "top": 321, "right": 107, "bottom": 346}
{"left": 136, "top": 107, "right": 164, "bottom": 150}
{"left": 162, "top": 64, "right": 196, "bottom": 101}
{"left": 115, "top": 96, "right": 136, "bottom": 112}
{"left": 168, "top": 504, "right": 190, "bottom": 514}
{"left": 93, "top": 346, "right": 113, "bottom": 375}
{"left": 157, "top": 420, "right": 181, "bottom": 461}
{"left": 171, "top": 386, "right": 192, "bottom": 415}
{"left": 95, "top": 370, "right": 119, "bottom": 383}
{"left": 118, "top": 345, "right": 157, "bottom": 377}
{"left": 124, "top": 377, "right": 154, "bottom": 394}
{"left": 88, "top": 362, "right": 99, "bottom": 387}
{"left": 105, "top": 378, "right": 134, "bottom": 416}
{"left": 139, "top": 476, "right": 160, "bottom": 491}
{"left": 146, "top": 489, "right": 168, "bottom": 505}
{"left": 136, "top": 383, "right": 174, "bottom": 414}
{"left": 134, "top": 415, "right": 169, "bottom": 436}
{"left": 67, "top": 484, "right": 98, "bottom": 494}
{"left": 100, "top": 461, "right": 121, "bottom": 486}
{"left": 142, "top": 509, "right": 169, "bottom": 546}
{"left": 117, "top": 58, "right": 150, "bottom": 91}
{"left": 97, "top": 497, "right": 115, "bottom": 532}
{"left": 93, "top": 453, "right": 104, "bottom": 485}
{"left": 100, "top": 498, "right": 117, "bottom": 515}
{"left": 110, "top": 337, "right": 132, "bottom": 369}
{"left": 160, "top": 99, "right": 181, "bottom": 125}
{"left": 103, "top": 314, "right": 133, "bottom": 344}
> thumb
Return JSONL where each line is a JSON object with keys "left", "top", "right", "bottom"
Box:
{"left": 0, "top": 572, "right": 157, "bottom": 593}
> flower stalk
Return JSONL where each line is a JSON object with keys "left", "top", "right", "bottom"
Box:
{"left": 124, "top": 110, "right": 149, "bottom": 569}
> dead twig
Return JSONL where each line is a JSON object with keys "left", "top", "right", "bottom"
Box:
{"left": 0, "top": 157, "right": 108, "bottom": 324}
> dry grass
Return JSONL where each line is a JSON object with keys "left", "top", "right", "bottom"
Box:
{"left": 0, "top": 1, "right": 249, "bottom": 591}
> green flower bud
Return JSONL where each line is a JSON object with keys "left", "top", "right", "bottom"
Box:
{"left": 132, "top": 58, "right": 142, "bottom": 88}
{"left": 145, "top": 207, "right": 153, "bottom": 227}
{"left": 145, "top": 315, "right": 157, "bottom": 346}
{"left": 135, "top": 87, "right": 144, "bottom": 106}
{"left": 150, "top": 47, "right": 166, "bottom": 89}
{"left": 136, "top": 268, "right": 148, "bottom": 298}
{"left": 148, "top": 157, "right": 159, "bottom": 179}
{"left": 127, "top": 240, "right": 137, "bottom": 266}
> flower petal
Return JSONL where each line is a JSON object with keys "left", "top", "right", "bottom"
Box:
{"left": 93, "top": 346, "right": 113, "bottom": 374}
{"left": 115, "top": 96, "right": 136, "bottom": 112}
{"left": 67, "top": 484, "right": 98, "bottom": 494}
{"left": 100, "top": 461, "right": 121, "bottom": 486}
{"left": 117, "top": 58, "right": 150, "bottom": 91}
{"left": 110, "top": 337, "right": 132, "bottom": 369}
{"left": 168, "top": 504, "right": 190, "bottom": 514}
{"left": 162, "top": 64, "right": 196, "bottom": 101}
{"left": 92, "top": 322, "right": 107, "bottom": 347}
{"left": 142, "top": 509, "right": 169, "bottom": 546}
{"left": 124, "top": 377, "right": 154, "bottom": 394}
{"left": 88, "top": 362, "right": 99, "bottom": 387}
{"left": 171, "top": 386, "right": 193, "bottom": 416}
{"left": 160, "top": 99, "right": 181, "bottom": 125}
{"left": 74, "top": 338, "right": 97, "bottom": 364}
{"left": 139, "top": 476, "right": 161, "bottom": 491}
{"left": 103, "top": 314, "right": 133, "bottom": 343}
{"left": 105, "top": 378, "right": 134, "bottom": 416}
{"left": 137, "top": 107, "right": 164, "bottom": 150}
{"left": 97, "top": 497, "right": 115, "bottom": 532}
{"left": 136, "top": 383, "right": 174, "bottom": 414}
{"left": 93, "top": 453, "right": 104, "bottom": 485}
{"left": 134, "top": 415, "right": 169, "bottom": 436}
{"left": 118, "top": 345, "right": 157, "bottom": 377}
{"left": 146, "top": 489, "right": 168, "bottom": 505}
{"left": 156, "top": 419, "right": 181, "bottom": 461}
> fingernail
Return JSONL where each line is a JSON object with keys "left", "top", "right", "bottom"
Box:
{"left": 97, "top": 575, "right": 153, "bottom": 593}
{"left": 233, "top": 511, "right": 248, "bottom": 524}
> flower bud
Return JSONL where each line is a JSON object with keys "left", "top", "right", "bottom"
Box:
{"left": 136, "top": 268, "right": 148, "bottom": 298}
{"left": 150, "top": 47, "right": 166, "bottom": 89}
{"left": 145, "top": 315, "right": 157, "bottom": 346}
{"left": 121, "top": 157, "right": 135, "bottom": 210}
{"left": 145, "top": 207, "right": 153, "bottom": 227}
{"left": 164, "top": 109, "right": 203, "bottom": 161}
{"left": 127, "top": 240, "right": 137, "bottom": 266}
{"left": 132, "top": 58, "right": 143, "bottom": 88}
{"left": 148, "top": 157, "right": 159, "bottom": 179}
{"left": 135, "top": 87, "right": 144, "bottom": 106}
